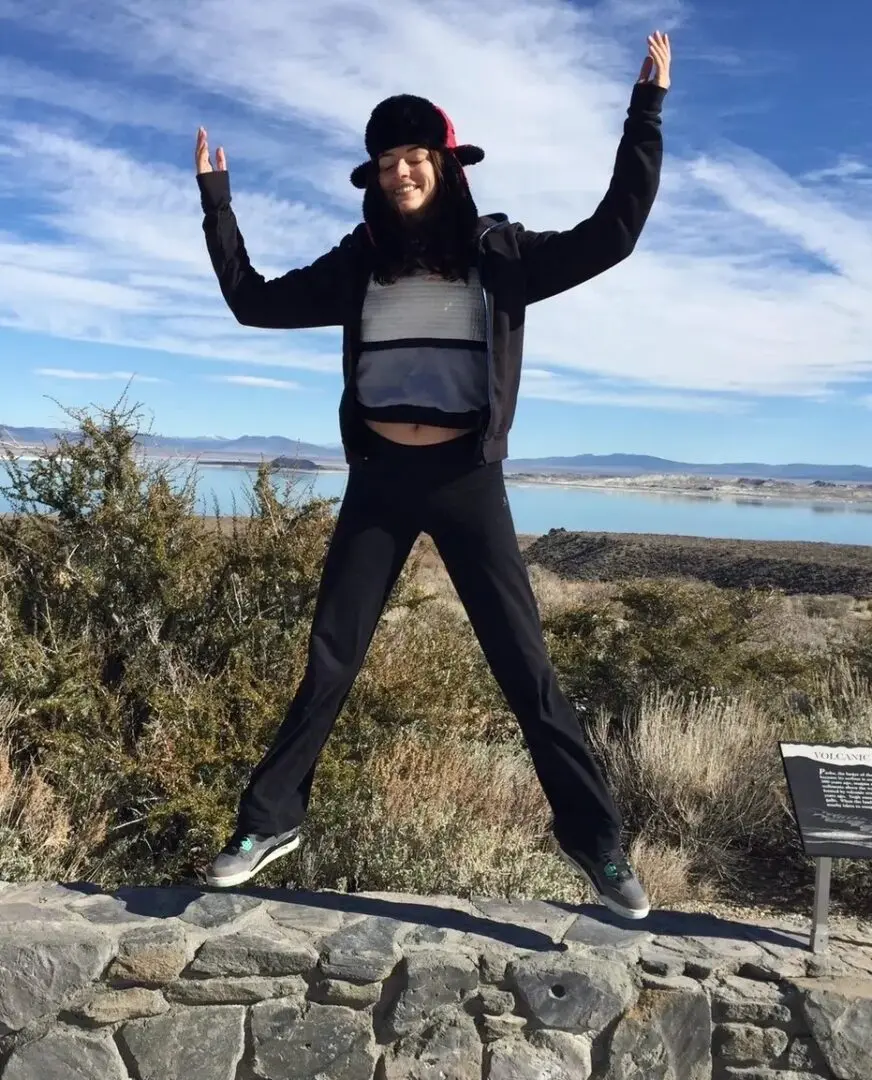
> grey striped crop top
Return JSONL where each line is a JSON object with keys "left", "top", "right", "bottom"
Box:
{"left": 355, "top": 269, "right": 489, "bottom": 428}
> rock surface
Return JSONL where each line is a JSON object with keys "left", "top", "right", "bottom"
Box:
{"left": 381, "top": 1006, "right": 481, "bottom": 1080}
{"left": 118, "top": 1005, "right": 246, "bottom": 1080}
{"left": 3, "top": 1028, "right": 129, "bottom": 1080}
{"left": 508, "top": 953, "right": 636, "bottom": 1033}
{"left": 0, "top": 925, "right": 112, "bottom": 1033}
{"left": 252, "top": 1000, "right": 376, "bottom": 1080}
{"left": 607, "top": 987, "right": 712, "bottom": 1080}
{"left": 75, "top": 986, "right": 170, "bottom": 1024}
{"left": 0, "top": 882, "right": 871, "bottom": 1080}
{"left": 800, "top": 978, "right": 872, "bottom": 1080}
{"left": 108, "top": 924, "right": 189, "bottom": 986}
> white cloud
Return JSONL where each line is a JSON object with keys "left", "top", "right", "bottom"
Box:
{"left": 519, "top": 368, "right": 746, "bottom": 411}
{"left": 0, "top": 0, "right": 870, "bottom": 409}
{"left": 804, "top": 158, "right": 872, "bottom": 185}
{"left": 207, "top": 375, "right": 301, "bottom": 390}
{"left": 34, "top": 368, "right": 164, "bottom": 383}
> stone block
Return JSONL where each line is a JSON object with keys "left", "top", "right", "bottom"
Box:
{"left": 642, "top": 974, "right": 704, "bottom": 993}
{"left": 800, "top": 978, "right": 872, "bottom": 1080}
{"left": 721, "top": 1071, "right": 830, "bottom": 1080}
{"left": 640, "top": 945, "right": 688, "bottom": 978}
{"left": 0, "top": 925, "right": 113, "bottom": 1033}
{"left": 562, "top": 913, "right": 652, "bottom": 954}
{"left": 266, "top": 895, "right": 347, "bottom": 937}
{"left": 69, "top": 894, "right": 158, "bottom": 928}
{"left": 713, "top": 1023, "right": 789, "bottom": 1065}
{"left": 165, "top": 974, "right": 306, "bottom": 1005}
{"left": 177, "top": 892, "right": 263, "bottom": 929}
{"left": 108, "top": 924, "right": 189, "bottom": 986}
{"left": 0, "top": 882, "right": 86, "bottom": 905}
{"left": 480, "top": 1013, "right": 527, "bottom": 1043}
{"left": 786, "top": 1035, "right": 829, "bottom": 1072}
{"left": 739, "top": 951, "right": 807, "bottom": 982}
{"left": 0, "top": 902, "right": 76, "bottom": 924}
{"left": 471, "top": 897, "right": 577, "bottom": 941}
{"left": 251, "top": 1000, "right": 376, "bottom": 1080}
{"left": 3, "top": 1028, "right": 129, "bottom": 1080}
{"left": 384, "top": 950, "right": 479, "bottom": 1037}
{"left": 187, "top": 928, "right": 317, "bottom": 977}
{"left": 606, "top": 987, "right": 712, "bottom": 1080}
{"left": 466, "top": 986, "right": 516, "bottom": 1017}
{"left": 710, "top": 975, "right": 793, "bottom": 1026}
{"left": 118, "top": 1005, "right": 245, "bottom": 1080}
{"left": 531, "top": 1030, "right": 594, "bottom": 1077}
{"left": 75, "top": 987, "right": 169, "bottom": 1024}
{"left": 508, "top": 953, "right": 635, "bottom": 1034}
{"left": 319, "top": 916, "right": 407, "bottom": 982}
{"left": 308, "top": 978, "right": 383, "bottom": 1009}
{"left": 487, "top": 1032, "right": 593, "bottom": 1080}
{"left": 380, "top": 1005, "right": 481, "bottom": 1080}
{"left": 479, "top": 944, "right": 515, "bottom": 986}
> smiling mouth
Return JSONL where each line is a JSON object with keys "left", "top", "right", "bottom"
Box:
{"left": 393, "top": 185, "right": 418, "bottom": 197}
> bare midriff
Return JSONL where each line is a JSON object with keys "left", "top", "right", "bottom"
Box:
{"left": 363, "top": 419, "right": 476, "bottom": 445}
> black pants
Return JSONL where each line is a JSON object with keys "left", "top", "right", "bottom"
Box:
{"left": 237, "top": 428, "right": 622, "bottom": 856}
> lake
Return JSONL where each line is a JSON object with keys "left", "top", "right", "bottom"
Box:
{"left": 187, "top": 466, "right": 871, "bottom": 545}
{"left": 2, "top": 462, "right": 870, "bottom": 545}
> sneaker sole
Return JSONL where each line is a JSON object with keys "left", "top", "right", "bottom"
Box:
{"left": 556, "top": 846, "right": 651, "bottom": 921}
{"left": 206, "top": 834, "right": 302, "bottom": 890}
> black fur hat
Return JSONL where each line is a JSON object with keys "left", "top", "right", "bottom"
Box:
{"left": 350, "top": 94, "right": 484, "bottom": 189}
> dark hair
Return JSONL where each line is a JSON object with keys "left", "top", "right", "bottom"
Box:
{"left": 363, "top": 149, "right": 481, "bottom": 286}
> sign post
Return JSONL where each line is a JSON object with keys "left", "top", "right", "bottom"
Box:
{"left": 779, "top": 742, "right": 872, "bottom": 954}
{"left": 809, "top": 856, "right": 832, "bottom": 954}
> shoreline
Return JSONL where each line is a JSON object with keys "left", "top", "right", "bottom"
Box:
{"left": 6, "top": 448, "right": 872, "bottom": 508}
{"left": 504, "top": 471, "right": 872, "bottom": 507}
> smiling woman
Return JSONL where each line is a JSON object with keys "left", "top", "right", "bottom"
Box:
{"left": 194, "top": 32, "right": 671, "bottom": 921}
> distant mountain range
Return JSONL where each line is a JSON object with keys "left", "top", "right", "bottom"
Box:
{"left": 504, "top": 453, "right": 872, "bottom": 483}
{"left": 2, "top": 425, "right": 871, "bottom": 482}
{"left": 0, "top": 426, "right": 343, "bottom": 460}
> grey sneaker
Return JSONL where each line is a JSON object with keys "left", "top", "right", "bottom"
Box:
{"left": 206, "top": 828, "right": 301, "bottom": 889}
{"left": 555, "top": 839, "right": 650, "bottom": 921}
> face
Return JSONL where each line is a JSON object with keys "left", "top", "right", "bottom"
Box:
{"left": 377, "top": 144, "right": 438, "bottom": 216}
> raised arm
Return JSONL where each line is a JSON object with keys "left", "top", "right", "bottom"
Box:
{"left": 517, "top": 31, "right": 671, "bottom": 305}
{"left": 195, "top": 128, "right": 349, "bottom": 329}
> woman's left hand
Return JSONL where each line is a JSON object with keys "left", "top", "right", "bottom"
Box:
{"left": 638, "top": 30, "right": 671, "bottom": 90}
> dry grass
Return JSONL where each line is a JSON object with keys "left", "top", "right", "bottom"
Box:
{"left": 591, "top": 689, "right": 785, "bottom": 887}
{"left": 411, "top": 537, "right": 617, "bottom": 620}
{"left": 0, "top": 698, "right": 107, "bottom": 881}
{"left": 625, "top": 837, "right": 702, "bottom": 909}
{"left": 794, "top": 661, "right": 872, "bottom": 743}
{"left": 290, "top": 730, "right": 715, "bottom": 910}
{"left": 292, "top": 732, "right": 584, "bottom": 902}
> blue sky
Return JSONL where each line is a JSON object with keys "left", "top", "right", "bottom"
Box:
{"left": 1, "top": 0, "right": 871, "bottom": 464}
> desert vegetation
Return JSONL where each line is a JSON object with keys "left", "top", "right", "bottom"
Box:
{"left": 1, "top": 400, "right": 870, "bottom": 915}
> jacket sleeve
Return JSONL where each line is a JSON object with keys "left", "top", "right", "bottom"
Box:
{"left": 516, "top": 82, "right": 666, "bottom": 305}
{"left": 197, "top": 170, "right": 349, "bottom": 329}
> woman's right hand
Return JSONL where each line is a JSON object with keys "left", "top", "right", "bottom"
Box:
{"left": 195, "top": 127, "right": 227, "bottom": 175}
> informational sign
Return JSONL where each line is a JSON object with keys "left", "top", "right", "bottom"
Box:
{"left": 780, "top": 742, "right": 872, "bottom": 859}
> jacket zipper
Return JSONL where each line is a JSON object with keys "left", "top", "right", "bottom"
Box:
{"left": 343, "top": 243, "right": 375, "bottom": 461}
{"left": 477, "top": 224, "right": 498, "bottom": 461}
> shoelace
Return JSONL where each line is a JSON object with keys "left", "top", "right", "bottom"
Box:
{"left": 227, "top": 834, "right": 256, "bottom": 855}
{"left": 600, "top": 853, "right": 634, "bottom": 883}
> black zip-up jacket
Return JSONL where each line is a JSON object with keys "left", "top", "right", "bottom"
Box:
{"left": 197, "top": 82, "right": 666, "bottom": 464}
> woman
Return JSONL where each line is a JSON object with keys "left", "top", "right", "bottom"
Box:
{"left": 195, "top": 32, "right": 671, "bottom": 920}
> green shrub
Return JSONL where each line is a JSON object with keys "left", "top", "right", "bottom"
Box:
{"left": 543, "top": 579, "right": 815, "bottom": 722}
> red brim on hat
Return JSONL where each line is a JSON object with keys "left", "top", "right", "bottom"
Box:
{"left": 349, "top": 144, "right": 485, "bottom": 189}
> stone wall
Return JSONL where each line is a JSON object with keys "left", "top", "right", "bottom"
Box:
{"left": 0, "top": 881, "right": 870, "bottom": 1080}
